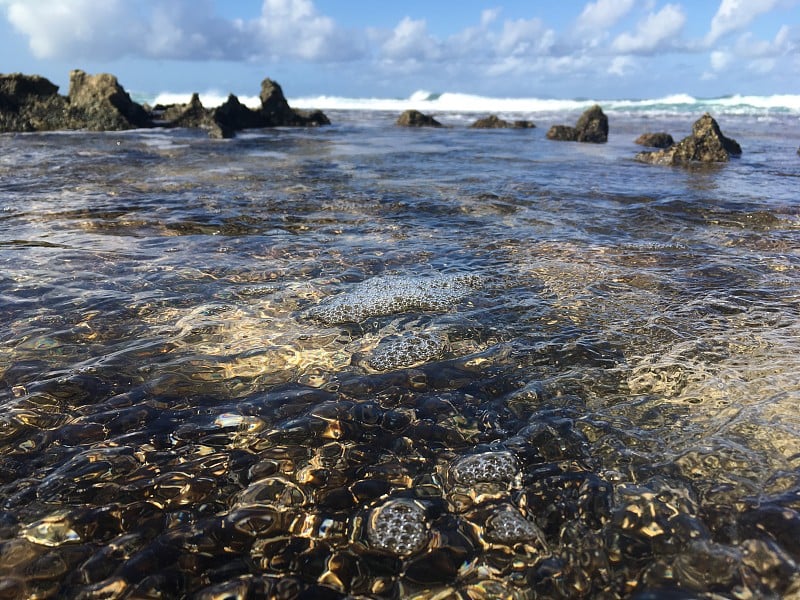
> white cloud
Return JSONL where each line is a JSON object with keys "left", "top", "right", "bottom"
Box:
{"left": 381, "top": 17, "right": 440, "bottom": 61}
{"left": 608, "top": 55, "right": 636, "bottom": 76}
{"left": 612, "top": 4, "right": 686, "bottom": 54}
{"left": 710, "top": 49, "right": 734, "bottom": 70}
{"left": 496, "top": 17, "right": 555, "bottom": 57}
{"left": 575, "top": 0, "right": 635, "bottom": 32}
{"left": 2, "top": 0, "right": 359, "bottom": 62}
{"left": 706, "top": 0, "right": 780, "bottom": 45}
{"left": 6, "top": 0, "right": 141, "bottom": 59}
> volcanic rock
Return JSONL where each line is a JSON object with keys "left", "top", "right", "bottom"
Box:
{"left": 163, "top": 93, "right": 232, "bottom": 139}
{"left": 213, "top": 94, "right": 263, "bottom": 131}
{"left": 545, "top": 125, "right": 579, "bottom": 141}
{"left": 635, "top": 113, "right": 741, "bottom": 165}
{"left": 635, "top": 132, "right": 674, "bottom": 148}
{"left": 397, "top": 110, "right": 442, "bottom": 127}
{"left": 547, "top": 105, "right": 608, "bottom": 143}
{"left": 67, "top": 69, "right": 151, "bottom": 130}
{"left": 470, "top": 115, "right": 535, "bottom": 129}
{"left": 0, "top": 73, "right": 67, "bottom": 132}
{"left": 259, "top": 78, "right": 329, "bottom": 127}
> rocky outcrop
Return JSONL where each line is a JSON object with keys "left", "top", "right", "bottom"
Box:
{"left": 635, "top": 132, "right": 674, "bottom": 148}
{"left": 259, "top": 78, "right": 330, "bottom": 127}
{"left": 547, "top": 104, "right": 608, "bottom": 143}
{"left": 162, "top": 93, "right": 232, "bottom": 139}
{"left": 396, "top": 110, "right": 442, "bottom": 127}
{"left": 0, "top": 71, "right": 329, "bottom": 136}
{"left": 67, "top": 70, "right": 151, "bottom": 130}
{"left": 635, "top": 114, "right": 741, "bottom": 165}
{"left": 470, "top": 115, "right": 535, "bottom": 129}
{"left": 0, "top": 73, "right": 68, "bottom": 132}
{"left": 545, "top": 124, "right": 579, "bottom": 141}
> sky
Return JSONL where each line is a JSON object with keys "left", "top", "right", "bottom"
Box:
{"left": 1, "top": 0, "right": 798, "bottom": 100}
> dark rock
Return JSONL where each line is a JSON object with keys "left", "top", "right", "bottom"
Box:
{"left": 547, "top": 104, "right": 608, "bottom": 143}
{"left": 396, "top": 109, "right": 442, "bottom": 127}
{"left": 67, "top": 69, "right": 151, "bottom": 130}
{"left": 635, "top": 132, "right": 674, "bottom": 148}
{"left": 259, "top": 78, "right": 300, "bottom": 126}
{"left": 546, "top": 125, "right": 579, "bottom": 141}
{"left": 162, "top": 93, "right": 232, "bottom": 139}
{"left": 256, "top": 78, "right": 330, "bottom": 127}
{"left": 575, "top": 105, "right": 608, "bottom": 142}
{"left": 0, "top": 70, "right": 327, "bottom": 136}
{"left": 0, "top": 73, "right": 68, "bottom": 132}
{"left": 471, "top": 115, "right": 535, "bottom": 129}
{"left": 635, "top": 113, "right": 741, "bottom": 165}
{"left": 213, "top": 94, "right": 265, "bottom": 131}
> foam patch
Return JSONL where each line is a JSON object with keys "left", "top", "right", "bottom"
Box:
{"left": 308, "top": 273, "right": 481, "bottom": 324}
{"left": 366, "top": 498, "right": 429, "bottom": 555}
{"left": 485, "top": 506, "right": 542, "bottom": 544}
{"left": 450, "top": 451, "right": 519, "bottom": 485}
{"left": 366, "top": 330, "right": 448, "bottom": 371}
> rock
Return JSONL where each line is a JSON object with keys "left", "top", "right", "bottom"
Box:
{"left": 0, "top": 70, "right": 327, "bottom": 135}
{"left": 213, "top": 94, "right": 263, "bottom": 131}
{"left": 163, "top": 93, "right": 232, "bottom": 139}
{"left": 546, "top": 125, "right": 579, "bottom": 141}
{"left": 0, "top": 73, "right": 68, "bottom": 132}
{"left": 396, "top": 109, "right": 442, "bottom": 127}
{"left": 470, "top": 115, "right": 535, "bottom": 129}
{"left": 635, "top": 113, "right": 742, "bottom": 165}
{"left": 575, "top": 105, "right": 608, "bottom": 143}
{"left": 635, "top": 132, "right": 674, "bottom": 148}
{"left": 258, "top": 78, "right": 329, "bottom": 127}
{"left": 547, "top": 104, "right": 608, "bottom": 143}
{"left": 67, "top": 69, "right": 151, "bottom": 130}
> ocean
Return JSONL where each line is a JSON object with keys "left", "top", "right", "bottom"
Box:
{"left": 1, "top": 94, "right": 799, "bottom": 598}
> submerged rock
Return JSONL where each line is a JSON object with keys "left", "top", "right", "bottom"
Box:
{"left": 470, "top": 115, "right": 535, "bottom": 129}
{"left": 307, "top": 273, "right": 481, "bottom": 324}
{"left": 397, "top": 109, "right": 442, "bottom": 127}
{"left": 547, "top": 104, "right": 608, "bottom": 143}
{"left": 635, "top": 132, "right": 674, "bottom": 148}
{"left": 636, "top": 113, "right": 741, "bottom": 165}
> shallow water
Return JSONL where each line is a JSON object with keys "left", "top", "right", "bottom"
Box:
{"left": 1, "top": 110, "right": 799, "bottom": 599}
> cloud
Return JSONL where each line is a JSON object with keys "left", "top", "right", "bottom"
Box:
{"left": 495, "top": 17, "right": 555, "bottom": 57}
{"left": 6, "top": 0, "right": 141, "bottom": 59}
{"left": 2, "top": 0, "right": 361, "bottom": 62}
{"left": 705, "top": 0, "right": 781, "bottom": 45}
{"left": 575, "top": 0, "right": 635, "bottom": 33}
{"left": 381, "top": 17, "right": 441, "bottom": 62}
{"left": 612, "top": 4, "right": 686, "bottom": 54}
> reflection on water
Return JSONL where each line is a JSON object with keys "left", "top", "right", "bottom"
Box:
{"left": 1, "top": 115, "right": 799, "bottom": 598}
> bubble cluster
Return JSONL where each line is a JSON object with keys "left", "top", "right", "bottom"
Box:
{"left": 308, "top": 273, "right": 481, "bottom": 324}
{"left": 451, "top": 451, "right": 519, "bottom": 485}
{"left": 485, "top": 506, "right": 543, "bottom": 544}
{"left": 366, "top": 499, "right": 429, "bottom": 556}
{"left": 367, "top": 330, "right": 448, "bottom": 371}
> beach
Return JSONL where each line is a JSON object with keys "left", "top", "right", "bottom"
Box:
{"left": 1, "top": 101, "right": 799, "bottom": 598}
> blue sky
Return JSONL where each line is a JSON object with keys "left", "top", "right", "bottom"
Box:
{"left": 1, "top": 0, "right": 798, "bottom": 100}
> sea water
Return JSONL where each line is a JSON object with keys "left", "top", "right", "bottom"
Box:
{"left": 0, "top": 103, "right": 799, "bottom": 598}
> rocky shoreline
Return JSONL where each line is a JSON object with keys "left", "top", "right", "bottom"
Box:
{"left": 1, "top": 70, "right": 751, "bottom": 164}
{"left": 0, "top": 70, "right": 328, "bottom": 139}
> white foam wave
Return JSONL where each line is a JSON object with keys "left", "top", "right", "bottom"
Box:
{"left": 142, "top": 89, "right": 800, "bottom": 117}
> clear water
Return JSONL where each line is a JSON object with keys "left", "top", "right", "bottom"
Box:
{"left": 1, "top": 110, "right": 799, "bottom": 599}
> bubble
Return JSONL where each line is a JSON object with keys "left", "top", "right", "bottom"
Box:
{"left": 308, "top": 273, "right": 481, "bottom": 324}
{"left": 485, "top": 506, "right": 543, "bottom": 545}
{"left": 450, "top": 451, "right": 519, "bottom": 486}
{"left": 366, "top": 499, "right": 429, "bottom": 556}
{"left": 367, "top": 330, "right": 448, "bottom": 371}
